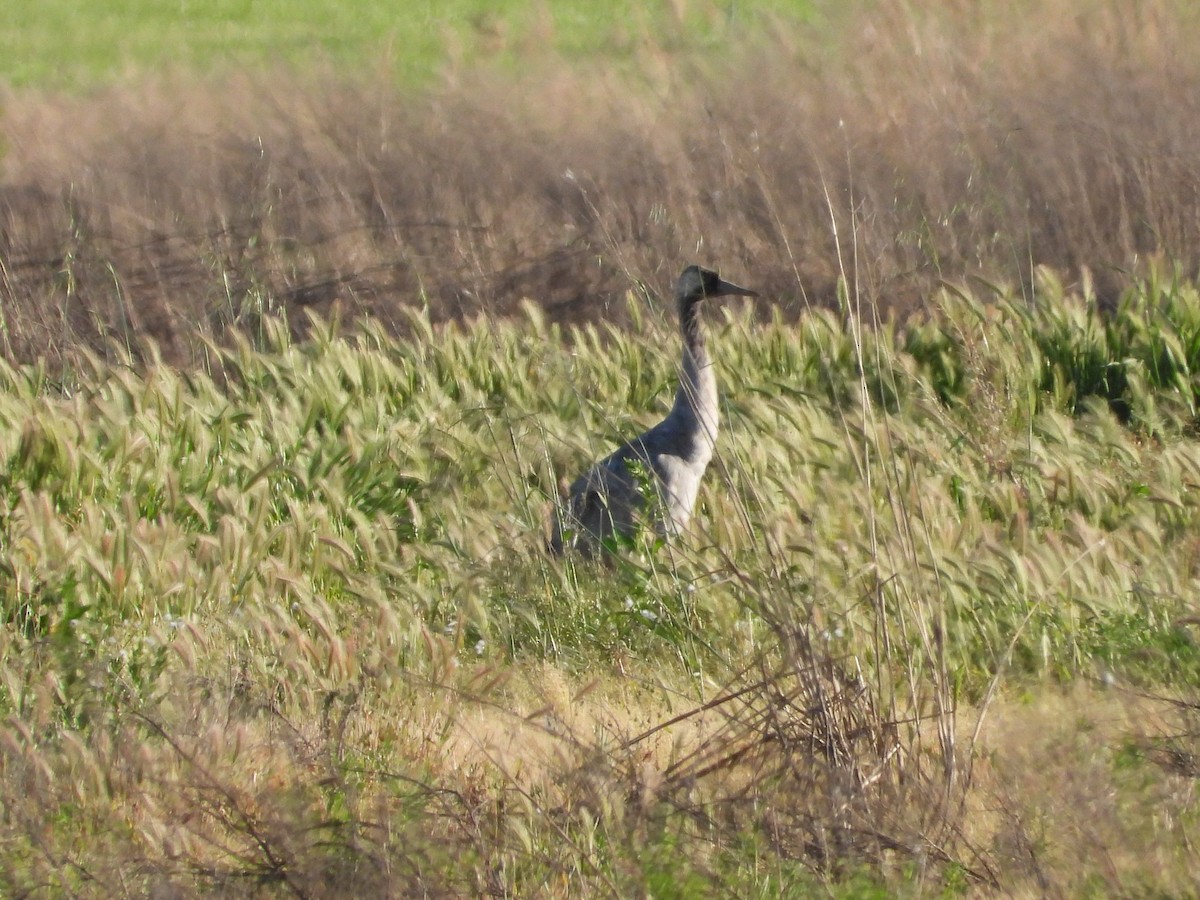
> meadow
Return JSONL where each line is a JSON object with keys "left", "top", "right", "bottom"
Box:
{"left": 3, "top": 272, "right": 1200, "bottom": 894}
{"left": 3, "top": 0, "right": 1200, "bottom": 895}
{"left": 0, "top": 0, "right": 802, "bottom": 88}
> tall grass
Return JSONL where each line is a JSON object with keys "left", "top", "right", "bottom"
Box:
{"left": 5, "top": 0, "right": 1200, "bottom": 892}
{"left": 4, "top": 0, "right": 1200, "bottom": 370}
{"left": 1, "top": 270, "right": 1200, "bottom": 892}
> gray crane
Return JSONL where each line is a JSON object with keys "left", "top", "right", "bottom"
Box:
{"left": 549, "top": 265, "right": 758, "bottom": 556}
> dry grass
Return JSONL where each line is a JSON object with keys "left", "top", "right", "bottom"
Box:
{"left": 966, "top": 685, "right": 1200, "bottom": 897}
{"left": 3, "top": 0, "right": 1200, "bottom": 369}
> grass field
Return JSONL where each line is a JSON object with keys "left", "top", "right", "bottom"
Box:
{"left": 4, "top": 0, "right": 1200, "bottom": 895}
{"left": 3, "top": 274, "right": 1200, "bottom": 893}
{"left": 0, "top": 0, "right": 806, "bottom": 88}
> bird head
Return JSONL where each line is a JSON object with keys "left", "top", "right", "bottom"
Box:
{"left": 676, "top": 265, "right": 758, "bottom": 304}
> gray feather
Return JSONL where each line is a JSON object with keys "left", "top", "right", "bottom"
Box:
{"left": 550, "top": 265, "right": 756, "bottom": 556}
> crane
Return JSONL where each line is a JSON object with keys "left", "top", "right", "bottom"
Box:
{"left": 549, "top": 265, "right": 758, "bottom": 556}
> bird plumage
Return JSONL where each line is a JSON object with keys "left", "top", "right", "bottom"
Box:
{"left": 550, "top": 265, "right": 757, "bottom": 556}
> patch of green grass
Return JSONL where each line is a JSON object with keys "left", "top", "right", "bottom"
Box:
{"left": 0, "top": 0, "right": 814, "bottom": 89}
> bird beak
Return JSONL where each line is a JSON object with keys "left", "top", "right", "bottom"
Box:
{"left": 714, "top": 277, "right": 758, "bottom": 298}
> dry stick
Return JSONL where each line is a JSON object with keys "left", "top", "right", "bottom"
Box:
{"left": 132, "top": 712, "right": 311, "bottom": 900}
{"left": 797, "top": 163, "right": 970, "bottom": 873}
{"left": 861, "top": 247, "right": 962, "bottom": 834}
{"left": 621, "top": 679, "right": 765, "bottom": 751}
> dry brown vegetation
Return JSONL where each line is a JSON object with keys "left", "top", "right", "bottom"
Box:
{"left": 3, "top": 0, "right": 1200, "bottom": 369}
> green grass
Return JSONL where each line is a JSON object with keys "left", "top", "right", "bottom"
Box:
{"left": 4, "top": 273, "right": 1200, "bottom": 892}
{"left": 12, "top": 273, "right": 1200, "bottom": 698}
{"left": 0, "top": 0, "right": 812, "bottom": 89}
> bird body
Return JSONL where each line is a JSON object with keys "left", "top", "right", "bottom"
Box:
{"left": 550, "top": 266, "right": 757, "bottom": 556}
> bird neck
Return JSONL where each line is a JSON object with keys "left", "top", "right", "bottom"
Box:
{"left": 672, "top": 298, "right": 719, "bottom": 447}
